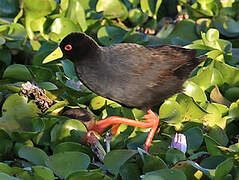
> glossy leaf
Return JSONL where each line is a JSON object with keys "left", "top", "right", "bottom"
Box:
{"left": 47, "top": 152, "right": 90, "bottom": 179}
{"left": 51, "top": 17, "right": 80, "bottom": 39}
{"left": 143, "top": 154, "right": 168, "bottom": 173}
{"left": 53, "top": 142, "right": 93, "bottom": 157}
{"left": 67, "top": 170, "right": 112, "bottom": 180}
{"left": 0, "top": 0, "right": 18, "bottom": 17}
{"left": 104, "top": 150, "right": 137, "bottom": 175}
{"left": 50, "top": 119, "right": 87, "bottom": 144}
{"left": 0, "top": 173, "right": 20, "bottom": 180}
{"left": 65, "top": 0, "right": 87, "bottom": 32}
{"left": 96, "top": 0, "right": 128, "bottom": 20}
{"left": 141, "top": 169, "right": 187, "bottom": 180}
{"left": 3, "top": 64, "right": 32, "bottom": 81}
{"left": 18, "top": 146, "right": 49, "bottom": 166}
{"left": 0, "top": 93, "right": 40, "bottom": 132}
{"left": 184, "top": 81, "right": 207, "bottom": 102}
{"left": 165, "top": 149, "right": 186, "bottom": 166}
{"left": 32, "top": 166, "right": 55, "bottom": 180}
{"left": 184, "top": 127, "right": 203, "bottom": 154}
{"left": 215, "top": 158, "right": 233, "bottom": 180}
{"left": 120, "top": 162, "right": 141, "bottom": 180}
{"left": 23, "top": 0, "right": 56, "bottom": 18}
{"left": 140, "top": 0, "right": 155, "bottom": 17}
{"left": 97, "top": 26, "right": 127, "bottom": 46}
{"left": 159, "top": 100, "right": 183, "bottom": 125}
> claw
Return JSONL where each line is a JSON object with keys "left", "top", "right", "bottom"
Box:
{"left": 143, "top": 110, "right": 160, "bottom": 151}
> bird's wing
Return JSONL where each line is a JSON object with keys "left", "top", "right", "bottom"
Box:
{"left": 105, "top": 44, "right": 199, "bottom": 79}
{"left": 93, "top": 44, "right": 203, "bottom": 108}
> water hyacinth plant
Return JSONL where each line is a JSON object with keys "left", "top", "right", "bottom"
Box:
{"left": 0, "top": 0, "right": 239, "bottom": 179}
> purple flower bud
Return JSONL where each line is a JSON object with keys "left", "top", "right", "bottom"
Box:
{"left": 170, "top": 133, "right": 187, "bottom": 153}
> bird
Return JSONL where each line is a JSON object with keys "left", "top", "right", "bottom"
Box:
{"left": 43, "top": 32, "right": 205, "bottom": 152}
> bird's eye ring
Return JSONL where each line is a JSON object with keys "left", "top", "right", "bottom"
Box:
{"left": 64, "top": 44, "right": 72, "bottom": 51}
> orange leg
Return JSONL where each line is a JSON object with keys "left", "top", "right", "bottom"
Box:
{"left": 87, "top": 110, "right": 160, "bottom": 152}
{"left": 111, "top": 124, "right": 120, "bottom": 135}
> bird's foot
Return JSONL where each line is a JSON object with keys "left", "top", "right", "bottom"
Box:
{"left": 87, "top": 109, "right": 160, "bottom": 152}
{"left": 143, "top": 110, "right": 160, "bottom": 152}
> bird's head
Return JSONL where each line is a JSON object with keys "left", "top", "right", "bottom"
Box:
{"left": 43, "top": 33, "right": 99, "bottom": 63}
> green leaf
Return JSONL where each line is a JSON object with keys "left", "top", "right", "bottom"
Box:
{"left": 0, "top": 48, "right": 11, "bottom": 66}
{"left": 224, "top": 87, "right": 239, "bottom": 102}
{"left": 61, "top": 59, "right": 78, "bottom": 80}
{"left": 141, "top": 169, "right": 187, "bottom": 180}
{"left": 104, "top": 150, "right": 137, "bottom": 175}
{"left": 149, "top": 140, "right": 170, "bottom": 157}
{"left": 206, "top": 28, "right": 219, "bottom": 42}
{"left": 204, "top": 135, "right": 222, "bottom": 155}
{"left": 190, "top": 61, "right": 225, "bottom": 91}
{"left": 203, "top": 103, "right": 227, "bottom": 129}
{"left": 37, "top": 82, "right": 58, "bottom": 90}
{"left": 51, "top": 17, "right": 80, "bottom": 40}
{"left": 45, "top": 100, "right": 68, "bottom": 114}
{"left": 124, "top": 31, "right": 148, "bottom": 44}
{"left": 97, "top": 26, "right": 127, "bottom": 46}
{"left": 200, "top": 155, "right": 226, "bottom": 169}
{"left": 96, "top": 0, "right": 128, "bottom": 20}
{"left": 53, "top": 142, "right": 93, "bottom": 157}
{"left": 0, "top": 37, "right": 6, "bottom": 45}
{"left": 30, "top": 39, "right": 41, "bottom": 51}
{"left": 184, "top": 127, "right": 203, "bottom": 154}
{"left": 18, "top": 146, "right": 49, "bottom": 166}
{"left": 0, "top": 173, "right": 20, "bottom": 180}
{"left": 190, "top": 63, "right": 214, "bottom": 91}
{"left": 0, "top": 0, "right": 18, "bottom": 17}
{"left": 79, "top": 0, "right": 98, "bottom": 10}
{"left": 0, "top": 163, "right": 12, "bottom": 175}
{"left": 176, "top": 94, "right": 207, "bottom": 124}
{"left": 66, "top": 0, "right": 87, "bottom": 32}
{"left": 23, "top": 0, "right": 56, "bottom": 18}
{"left": 50, "top": 119, "right": 87, "bottom": 144}
{"left": 32, "top": 166, "right": 55, "bottom": 180}
{"left": 213, "top": 16, "right": 239, "bottom": 38}
{"left": 165, "top": 149, "right": 186, "bottom": 166}
{"left": 13, "top": 140, "right": 33, "bottom": 155}
{"left": 128, "top": 9, "right": 146, "bottom": 25}
{"left": 208, "top": 126, "right": 228, "bottom": 146}
{"left": 159, "top": 100, "right": 183, "bottom": 125}
{"left": 215, "top": 158, "right": 233, "bottom": 180}
{"left": 229, "top": 142, "right": 239, "bottom": 152}
{"left": 154, "top": 0, "right": 162, "bottom": 18}
{"left": 0, "top": 139, "right": 12, "bottom": 160}
{"left": 140, "top": 0, "right": 155, "bottom": 17}
{"left": 229, "top": 101, "right": 239, "bottom": 120}
{"left": 5, "top": 23, "right": 26, "bottom": 40}
{"left": 184, "top": 81, "right": 207, "bottom": 102}
{"left": 120, "top": 162, "right": 141, "bottom": 180}
{"left": 143, "top": 154, "right": 168, "bottom": 173}
{"left": 90, "top": 96, "right": 115, "bottom": 110}
{"left": 32, "top": 42, "right": 58, "bottom": 65}
{"left": 167, "top": 19, "right": 198, "bottom": 42}
{"left": 3, "top": 64, "right": 32, "bottom": 81}
{"left": 0, "top": 93, "right": 40, "bottom": 132}
{"left": 46, "top": 151, "right": 90, "bottom": 179}
{"left": 67, "top": 170, "right": 112, "bottom": 180}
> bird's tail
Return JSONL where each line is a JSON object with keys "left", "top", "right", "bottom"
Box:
{"left": 173, "top": 55, "right": 207, "bottom": 79}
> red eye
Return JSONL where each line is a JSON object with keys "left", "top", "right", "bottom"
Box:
{"left": 64, "top": 44, "right": 72, "bottom": 51}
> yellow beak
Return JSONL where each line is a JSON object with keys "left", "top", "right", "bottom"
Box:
{"left": 42, "top": 47, "right": 63, "bottom": 64}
